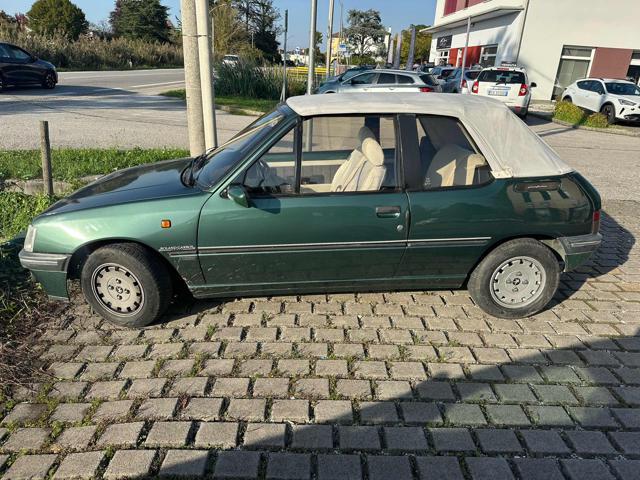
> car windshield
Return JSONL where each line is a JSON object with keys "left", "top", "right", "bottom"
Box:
{"left": 606, "top": 82, "right": 640, "bottom": 96}
{"left": 466, "top": 70, "right": 481, "bottom": 80}
{"left": 192, "top": 108, "right": 289, "bottom": 188}
{"left": 478, "top": 70, "right": 525, "bottom": 84}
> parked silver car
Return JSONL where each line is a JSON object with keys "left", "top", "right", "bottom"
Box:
{"left": 317, "top": 69, "right": 442, "bottom": 94}
{"left": 442, "top": 68, "right": 482, "bottom": 94}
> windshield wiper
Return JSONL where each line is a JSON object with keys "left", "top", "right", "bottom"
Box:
{"left": 186, "top": 149, "right": 214, "bottom": 186}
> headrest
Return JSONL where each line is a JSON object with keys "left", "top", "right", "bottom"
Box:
{"left": 358, "top": 126, "right": 375, "bottom": 143}
{"left": 432, "top": 144, "right": 473, "bottom": 165}
{"left": 361, "top": 137, "right": 385, "bottom": 166}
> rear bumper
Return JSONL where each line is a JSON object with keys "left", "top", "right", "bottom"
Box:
{"left": 19, "top": 250, "right": 71, "bottom": 300}
{"left": 557, "top": 233, "right": 602, "bottom": 271}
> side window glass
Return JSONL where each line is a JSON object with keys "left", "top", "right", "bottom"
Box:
{"left": 397, "top": 75, "right": 414, "bottom": 84}
{"left": 242, "top": 128, "right": 295, "bottom": 196}
{"left": 350, "top": 72, "right": 376, "bottom": 85}
{"left": 593, "top": 82, "right": 605, "bottom": 94}
{"left": 300, "top": 115, "right": 397, "bottom": 194}
{"left": 9, "top": 47, "right": 30, "bottom": 61}
{"left": 416, "top": 116, "right": 492, "bottom": 190}
{"left": 577, "top": 81, "right": 590, "bottom": 91}
{"left": 377, "top": 73, "right": 396, "bottom": 84}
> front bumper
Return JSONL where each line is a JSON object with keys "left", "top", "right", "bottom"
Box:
{"left": 19, "top": 250, "right": 71, "bottom": 300}
{"left": 557, "top": 233, "right": 602, "bottom": 271}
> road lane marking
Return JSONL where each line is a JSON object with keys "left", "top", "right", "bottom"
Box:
{"left": 128, "top": 80, "right": 185, "bottom": 88}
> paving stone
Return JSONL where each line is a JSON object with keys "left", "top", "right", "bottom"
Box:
{"left": 336, "top": 380, "right": 371, "bottom": 399}
{"left": 354, "top": 361, "right": 388, "bottom": 379}
{"left": 169, "top": 376, "right": 209, "bottom": 396}
{"left": 53, "top": 451, "right": 105, "bottom": 479}
{"left": 400, "top": 402, "right": 442, "bottom": 425}
{"left": 615, "top": 386, "right": 640, "bottom": 406}
{"left": 456, "top": 382, "right": 497, "bottom": 402}
{"left": 569, "top": 407, "right": 619, "bottom": 428}
{"left": 238, "top": 359, "right": 273, "bottom": 376}
{"left": 339, "top": 426, "right": 380, "bottom": 450}
{"left": 526, "top": 405, "right": 574, "bottom": 426}
{"left": 367, "top": 455, "right": 413, "bottom": 480}
{"left": 51, "top": 425, "right": 97, "bottom": 451}
{"left": 501, "top": 365, "right": 543, "bottom": 383}
{"left": 51, "top": 403, "right": 91, "bottom": 423}
{"left": 611, "top": 408, "right": 640, "bottom": 428}
{"left": 214, "top": 450, "right": 261, "bottom": 479}
{"left": 315, "top": 360, "right": 349, "bottom": 377}
{"left": 84, "top": 380, "right": 126, "bottom": 400}
{"left": 276, "top": 359, "right": 310, "bottom": 376}
{"left": 103, "top": 449, "right": 156, "bottom": 480}
{"left": 271, "top": 399, "right": 309, "bottom": 423}
{"left": 610, "top": 432, "right": 640, "bottom": 455}
{"left": 443, "top": 403, "right": 486, "bottom": 426}
{"left": 2, "top": 454, "right": 57, "bottom": 480}
{"left": 266, "top": 452, "right": 311, "bottom": 480}
{"left": 145, "top": 421, "right": 191, "bottom": 447}
{"left": 194, "top": 422, "right": 238, "bottom": 448}
{"left": 80, "top": 362, "right": 120, "bottom": 381}
{"left": 610, "top": 460, "right": 640, "bottom": 480}
{"left": 575, "top": 386, "right": 619, "bottom": 406}
{"left": 253, "top": 377, "right": 290, "bottom": 398}
{"left": 127, "top": 378, "right": 167, "bottom": 398}
{"left": 49, "top": 382, "right": 88, "bottom": 400}
{"left": 384, "top": 426, "right": 428, "bottom": 451}
{"left": 359, "top": 402, "right": 399, "bottom": 424}
{"left": 314, "top": 401, "right": 352, "bottom": 424}
{"left": 110, "top": 344, "right": 148, "bottom": 360}
{"left": 293, "top": 379, "right": 329, "bottom": 398}
{"left": 189, "top": 341, "right": 222, "bottom": 357}
{"left": 493, "top": 384, "right": 537, "bottom": 403}
{"left": 485, "top": 405, "right": 530, "bottom": 427}
{"left": 201, "top": 359, "right": 235, "bottom": 376}
{"left": 475, "top": 428, "right": 523, "bottom": 453}
{"left": 0, "top": 454, "right": 8, "bottom": 470}
{"left": 513, "top": 458, "right": 564, "bottom": 480}
{"left": 226, "top": 399, "right": 266, "bottom": 421}
{"left": 416, "top": 381, "right": 456, "bottom": 401}
{"left": 561, "top": 459, "right": 615, "bottom": 480}
{"left": 136, "top": 397, "right": 178, "bottom": 420}
{"left": 48, "top": 362, "right": 84, "bottom": 380}
{"left": 430, "top": 427, "right": 475, "bottom": 452}
{"left": 159, "top": 449, "right": 210, "bottom": 478}
{"left": 92, "top": 400, "right": 133, "bottom": 422}
{"left": 466, "top": 364, "right": 505, "bottom": 381}
{"left": 1, "top": 427, "right": 49, "bottom": 452}
{"left": 416, "top": 456, "right": 464, "bottom": 480}
{"left": 244, "top": 422, "right": 286, "bottom": 448}
{"left": 575, "top": 366, "right": 619, "bottom": 385}
{"left": 428, "top": 363, "right": 466, "bottom": 380}
{"left": 96, "top": 422, "right": 144, "bottom": 447}
{"left": 181, "top": 397, "right": 223, "bottom": 421}
{"left": 212, "top": 377, "right": 250, "bottom": 397}
{"left": 375, "top": 380, "right": 413, "bottom": 400}
{"left": 565, "top": 430, "right": 617, "bottom": 455}
{"left": 521, "top": 430, "right": 570, "bottom": 454}
{"left": 1, "top": 403, "right": 48, "bottom": 425}
{"left": 148, "top": 342, "right": 184, "bottom": 359}
{"left": 533, "top": 384, "right": 578, "bottom": 404}
{"left": 291, "top": 424, "right": 333, "bottom": 449}
{"left": 317, "top": 454, "right": 361, "bottom": 480}
{"left": 466, "top": 457, "right": 515, "bottom": 480}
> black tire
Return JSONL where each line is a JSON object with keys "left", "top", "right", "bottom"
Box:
{"left": 81, "top": 243, "right": 172, "bottom": 327}
{"left": 0, "top": 75, "right": 5, "bottom": 93}
{"left": 563, "top": 96, "right": 572, "bottom": 103}
{"left": 468, "top": 238, "right": 560, "bottom": 319}
{"left": 600, "top": 104, "right": 616, "bottom": 125}
{"left": 42, "top": 71, "right": 56, "bottom": 89}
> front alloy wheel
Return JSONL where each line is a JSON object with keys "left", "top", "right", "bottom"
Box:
{"left": 81, "top": 243, "right": 172, "bottom": 327}
{"left": 601, "top": 104, "right": 616, "bottom": 124}
{"left": 42, "top": 72, "right": 56, "bottom": 89}
{"left": 468, "top": 238, "right": 559, "bottom": 319}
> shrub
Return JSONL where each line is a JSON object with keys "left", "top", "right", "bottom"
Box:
{"left": 214, "top": 61, "right": 306, "bottom": 100}
{"left": 0, "top": 192, "right": 54, "bottom": 241}
{"left": 553, "top": 100, "right": 586, "bottom": 125}
{"left": 0, "top": 22, "right": 182, "bottom": 70}
{"left": 584, "top": 112, "right": 609, "bottom": 129}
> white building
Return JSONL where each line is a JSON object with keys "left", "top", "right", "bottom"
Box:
{"left": 424, "top": 0, "right": 640, "bottom": 101}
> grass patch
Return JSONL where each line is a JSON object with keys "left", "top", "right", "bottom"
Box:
{"left": 553, "top": 101, "right": 609, "bottom": 129}
{"left": 0, "top": 192, "right": 56, "bottom": 242}
{"left": 162, "top": 89, "right": 278, "bottom": 113}
{"left": 0, "top": 148, "right": 189, "bottom": 182}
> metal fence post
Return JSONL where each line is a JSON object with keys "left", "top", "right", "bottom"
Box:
{"left": 40, "top": 120, "right": 53, "bottom": 197}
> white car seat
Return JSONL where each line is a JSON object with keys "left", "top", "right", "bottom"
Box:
{"left": 331, "top": 126, "right": 375, "bottom": 192}
{"left": 355, "top": 137, "right": 387, "bottom": 191}
{"left": 424, "top": 144, "right": 487, "bottom": 189}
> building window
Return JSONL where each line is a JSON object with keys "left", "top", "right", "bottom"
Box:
{"left": 479, "top": 45, "right": 498, "bottom": 67}
{"left": 553, "top": 45, "right": 594, "bottom": 99}
{"left": 443, "top": 0, "right": 457, "bottom": 15}
{"left": 436, "top": 50, "right": 450, "bottom": 66}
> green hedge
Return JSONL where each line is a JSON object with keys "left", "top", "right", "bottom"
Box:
{"left": 553, "top": 101, "right": 609, "bottom": 129}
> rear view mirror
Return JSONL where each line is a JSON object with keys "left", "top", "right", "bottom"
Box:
{"left": 530, "top": 82, "right": 537, "bottom": 88}
{"left": 227, "top": 185, "right": 250, "bottom": 208}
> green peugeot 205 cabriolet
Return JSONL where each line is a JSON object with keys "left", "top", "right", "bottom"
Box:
{"left": 19, "top": 93, "right": 602, "bottom": 327}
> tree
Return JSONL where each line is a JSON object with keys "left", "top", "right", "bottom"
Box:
{"left": 0, "top": 10, "right": 16, "bottom": 25}
{"left": 314, "top": 31, "right": 325, "bottom": 64}
{"left": 110, "top": 0, "right": 171, "bottom": 43}
{"left": 344, "top": 9, "right": 387, "bottom": 57}
{"left": 27, "top": 0, "right": 88, "bottom": 40}
{"left": 210, "top": 0, "right": 255, "bottom": 59}
{"left": 225, "top": 0, "right": 280, "bottom": 63}
{"left": 400, "top": 25, "right": 432, "bottom": 64}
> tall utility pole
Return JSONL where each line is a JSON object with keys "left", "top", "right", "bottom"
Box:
{"left": 281, "top": 9, "right": 288, "bottom": 102}
{"left": 338, "top": 1, "right": 343, "bottom": 67}
{"left": 181, "top": 0, "right": 205, "bottom": 156}
{"left": 460, "top": 16, "right": 471, "bottom": 90}
{"left": 393, "top": 32, "right": 402, "bottom": 69}
{"left": 387, "top": 34, "right": 394, "bottom": 66}
{"left": 406, "top": 25, "right": 416, "bottom": 70}
{"left": 325, "top": 0, "right": 335, "bottom": 79}
{"left": 307, "top": 0, "right": 318, "bottom": 94}
{"left": 196, "top": 0, "right": 217, "bottom": 151}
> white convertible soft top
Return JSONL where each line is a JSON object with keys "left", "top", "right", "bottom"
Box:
{"left": 286, "top": 93, "right": 573, "bottom": 179}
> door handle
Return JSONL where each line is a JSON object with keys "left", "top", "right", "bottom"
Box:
{"left": 376, "top": 206, "right": 401, "bottom": 218}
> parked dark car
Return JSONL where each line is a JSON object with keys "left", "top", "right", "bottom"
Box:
{"left": 0, "top": 42, "right": 57, "bottom": 92}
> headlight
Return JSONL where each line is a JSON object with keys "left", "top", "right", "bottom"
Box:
{"left": 23, "top": 225, "right": 37, "bottom": 252}
{"left": 619, "top": 99, "right": 636, "bottom": 106}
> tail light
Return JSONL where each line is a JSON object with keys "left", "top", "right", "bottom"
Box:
{"left": 419, "top": 86, "right": 434, "bottom": 93}
{"left": 518, "top": 83, "right": 528, "bottom": 96}
{"left": 471, "top": 80, "right": 479, "bottom": 94}
{"left": 461, "top": 79, "right": 467, "bottom": 88}
{"left": 592, "top": 210, "right": 601, "bottom": 234}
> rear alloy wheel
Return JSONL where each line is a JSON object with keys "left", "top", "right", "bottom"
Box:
{"left": 600, "top": 104, "right": 616, "bottom": 125}
{"left": 468, "top": 238, "right": 559, "bottom": 319}
{"left": 81, "top": 243, "right": 172, "bottom": 327}
{"left": 42, "top": 71, "right": 56, "bottom": 89}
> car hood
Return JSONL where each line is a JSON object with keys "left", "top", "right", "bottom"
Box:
{"left": 40, "top": 158, "right": 201, "bottom": 217}
{"left": 35, "top": 58, "right": 55, "bottom": 69}
{"left": 616, "top": 94, "right": 640, "bottom": 104}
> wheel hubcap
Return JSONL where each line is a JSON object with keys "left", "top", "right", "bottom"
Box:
{"left": 490, "top": 256, "right": 546, "bottom": 309}
{"left": 91, "top": 263, "right": 144, "bottom": 316}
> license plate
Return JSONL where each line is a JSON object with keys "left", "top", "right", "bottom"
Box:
{"left": 488, "top": 88, "right": 509, "bottom": 96}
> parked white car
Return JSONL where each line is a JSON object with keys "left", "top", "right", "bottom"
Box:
{"left": 561, "top": 78, "right": 640, "bottom": 124}
{"left": 470, "top": 66, "right": 536, "bottom": 118}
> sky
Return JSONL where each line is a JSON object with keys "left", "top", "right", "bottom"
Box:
{"left": 1, "top": 0, "right": 437, "bottom": 50}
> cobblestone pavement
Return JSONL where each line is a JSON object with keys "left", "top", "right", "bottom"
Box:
{"left": 1, "top": 202, "right": 640, "bottom": 479}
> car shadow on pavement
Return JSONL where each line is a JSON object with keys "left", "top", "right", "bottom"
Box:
{"left": 1, "top": 208, "right": 639, "bottom": 479}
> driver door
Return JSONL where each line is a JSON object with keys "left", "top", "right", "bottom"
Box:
{"left": 343, "top": 71, "right": 378, "bottom": 93}
{"left": 197, "top": 115, "right": 409, "bottom": 296}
